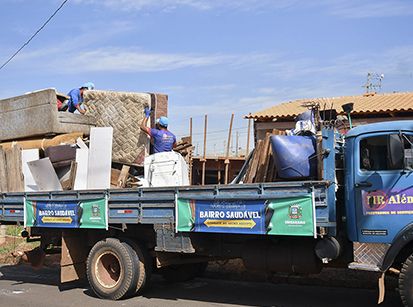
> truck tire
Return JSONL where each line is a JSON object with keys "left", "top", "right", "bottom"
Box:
{"left": 399, "top": 253, "right": 413, "bottom": 307}
{"left": 121, "top": 238, "right": 152, "bottom": 295}
{"left": 160, "top": 262, "right": 206, "bottom": 283}
{"left": 86, "top": 238, "right": 139, "bottom": 300}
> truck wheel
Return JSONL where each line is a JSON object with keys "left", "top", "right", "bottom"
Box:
{"left": 121, "top": 238, "right": 152, "bottom": 295}
{"left": 160, "top": 262, "right": 206, "bottom": 283}
{"left": 399, "top": 253, "right": 413, "bottom": 307}
{"left": 86, "top": 238, "right": 139, "bottom": 300}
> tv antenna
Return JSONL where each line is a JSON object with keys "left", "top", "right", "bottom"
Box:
{"left": 363, "top": 72, "right": 384, "bottom": 93}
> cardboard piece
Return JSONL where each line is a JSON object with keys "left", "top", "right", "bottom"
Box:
{"left": 28, "top": 158, "right": 63, "bottom": 191}
{"left": 87, "top": 127, "right": 113, "bottom": 189}
{"left": 22, "top": 149, "right": 40, "bottom": 192}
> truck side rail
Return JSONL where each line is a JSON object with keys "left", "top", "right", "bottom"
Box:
{"left": 0, "top": 181, "right": 333, "bottom": 229}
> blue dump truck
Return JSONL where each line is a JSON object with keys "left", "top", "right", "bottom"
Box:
{"left": 1, "top": 120, "right": 413, "bottom": 306}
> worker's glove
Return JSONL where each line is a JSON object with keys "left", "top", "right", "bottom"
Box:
{"left": 144, "top": 107, "right": 152, "bottom": 118}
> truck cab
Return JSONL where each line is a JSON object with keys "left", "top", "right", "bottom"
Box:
{"left": 344, "top": 121, "right": 413, "bottom": 305}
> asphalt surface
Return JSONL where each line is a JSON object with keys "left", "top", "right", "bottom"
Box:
{"left": 0, "top": 264, "right": 402, "bottom": 307}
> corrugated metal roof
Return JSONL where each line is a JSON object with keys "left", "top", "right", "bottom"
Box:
{"left": 248, "top": 92, "right": 413, "bottom": 120}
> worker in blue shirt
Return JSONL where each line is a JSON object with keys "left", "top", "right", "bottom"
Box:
{"left": 140, "top": 107, "right": 177, "bottom": 153}
{"left": 67, "top": 82, "right": 95, "bottom": 114}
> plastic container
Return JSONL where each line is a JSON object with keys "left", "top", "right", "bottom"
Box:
{"left": 270, "top": 135, "right": 317, "bottom": 179}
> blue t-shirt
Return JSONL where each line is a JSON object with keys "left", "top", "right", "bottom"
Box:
{"left": 67, "top": 88, "right": 82, "bottom": 113}
{"left": 150, "top": 128, "right": 176, "bottom": 153}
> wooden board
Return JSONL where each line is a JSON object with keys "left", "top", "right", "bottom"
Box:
{"left": 87, "top": 127, "right": 113, "bottom": 189}
{"left": 22, "top": 149, "right": 40, "bottom": 192}
{"left": 28, "top": 158, "right": 63, "bottom": 191}
{"left": 0, "top": 132, "right": 83, "bottom": 150}
{"left": 5, "top": 145, "right": 24, "bottom": 192}
{"left": 245, "top": 140, "right": 263, "bottom": 183}
{"left": 0, "top": 147, "right": 8, "bottom": 192}
{"left": 74, "top": 149, "right": 89, "bottom": 190}
{"left": 117, "top": 165, "right": 130, "bottom": 188}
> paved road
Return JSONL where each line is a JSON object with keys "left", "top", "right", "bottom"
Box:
{"left": 0, "top": 264, "right": 402, "bottom": 307}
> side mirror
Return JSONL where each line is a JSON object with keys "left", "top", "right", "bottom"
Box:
{"left": 388, "top": 134, "right": 405, "bottom": 169}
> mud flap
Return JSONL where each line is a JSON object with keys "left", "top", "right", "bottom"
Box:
{"left": 378, "top": 272, "right": 386, "bottom": 304}
{"left": 60, "top": 230, "right": 88, "bottom": 283}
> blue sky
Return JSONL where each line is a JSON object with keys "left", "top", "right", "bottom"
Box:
{"left": 1, "top": 0, "right": 413, "bottom": 155}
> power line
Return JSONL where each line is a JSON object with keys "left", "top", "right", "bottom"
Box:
{"left": 0, "top": 0, "right": 69, "bottom": 71}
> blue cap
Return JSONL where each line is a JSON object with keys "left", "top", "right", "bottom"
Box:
{"left": 156, "top": 116, "right": 169, "bottom": 127}
{"left": 82, "top": 82, "right": 95, "bottom": 90}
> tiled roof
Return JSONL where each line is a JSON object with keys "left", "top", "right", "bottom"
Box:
{"left": 248, "top": 92, "right": 413, "bottom": 120}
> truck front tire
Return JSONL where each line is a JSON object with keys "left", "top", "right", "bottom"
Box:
{"left": 86, "top": 238, "right": 139, "bottom": 300}
{"left": 399, "top": 253, "right": 413, "bottom": 307}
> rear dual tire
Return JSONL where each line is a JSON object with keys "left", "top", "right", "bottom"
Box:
{"left": 86, "top": 238, "right": 150, "bottom": 300}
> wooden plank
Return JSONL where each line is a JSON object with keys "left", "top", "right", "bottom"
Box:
{"left": 255, "top": 134, "right": 271, "bottom": 183}
{"left": 261, "top": 134, "right": 273, "bottom": 182}
{"left": 57, "top": 112, "right": 96, "bottom": 125}
{"left": 62, "top": 161, "right": 77, "bottom": 190}
{"left": 111, "top": 169, "right": 121, "bottom": 186}
{"left": 28, "top": 158, "right": 63, "bottom": 191}
{"left": 22, "top": 149, "right": 40, "bottom": 192}
{"left": 0, "top": 147, "right": 8, "bottom": 192}
{"left": 0, "top": 132, "right": 83, "bottom": 150}
{"left": 6, "top": 145, "right": 24, "bottom": 192}
{"left": 74, "top": 149, "right": 88, "bottom": 190}
{"left": 117, "top": 165, "right": 130, "bottom": 188}
{"left": 245, "top": 140, "right": 263, "bottom": 183}
{"left": 87, "top": 127, "right": 113, "bottom": 189}
{"left": 266, "top": 152, "right": 275, "bottom": 182}
{"left": 76, "top": 137, "right": 88, "bottom": 150}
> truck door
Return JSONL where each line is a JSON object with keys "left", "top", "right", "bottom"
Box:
{"left": 354, "top": 132, "right": 413, "bottom": 243}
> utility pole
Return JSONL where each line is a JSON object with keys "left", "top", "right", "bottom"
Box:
{"left": 201, "top": 115, "right": 207, "bottom": 185}
{"left": 224, "top": 113, "right": 234, "bottom": 184}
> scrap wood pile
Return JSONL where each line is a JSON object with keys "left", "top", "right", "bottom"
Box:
{"left": 243, "top": 130, "right": 286, "bottom": 183}
{"left": 173, "top": 136, "right": 193, "bottom": 159}
{"left": 0, "top": 129, "right": 140, "bottom": 194}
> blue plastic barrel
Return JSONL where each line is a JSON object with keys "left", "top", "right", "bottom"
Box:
{"left": 270, "top": 135, "right": 317, "bottom": 179}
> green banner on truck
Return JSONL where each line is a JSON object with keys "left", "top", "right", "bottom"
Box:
{"left": 24, "top": 198, "right": 108, "bottom": 229}
{"left": 176, "top": 194, "right": 315, "bottom": 237}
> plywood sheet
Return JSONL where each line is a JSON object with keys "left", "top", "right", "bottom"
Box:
{"left": 22, "top": 149, "right": 39, "bottom": 192}
{"left": 74, "top": 149, "right": 88, "bottom": 190}
{"left": 28, "top": 158, "right": 63, "bottom": 191}
{"left": 87, "top": 127, "right": 113, "bottom": 189}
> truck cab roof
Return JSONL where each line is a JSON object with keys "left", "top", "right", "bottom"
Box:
{"left": 346, "top": 120, "right": 413, "bottom": 138}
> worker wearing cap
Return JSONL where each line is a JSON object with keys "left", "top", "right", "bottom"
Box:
{"left": 67, "top": 82, "right": 95, "bottom": 114}
{"left": 140, "top": 107, "right": 176, "bottom": 153}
